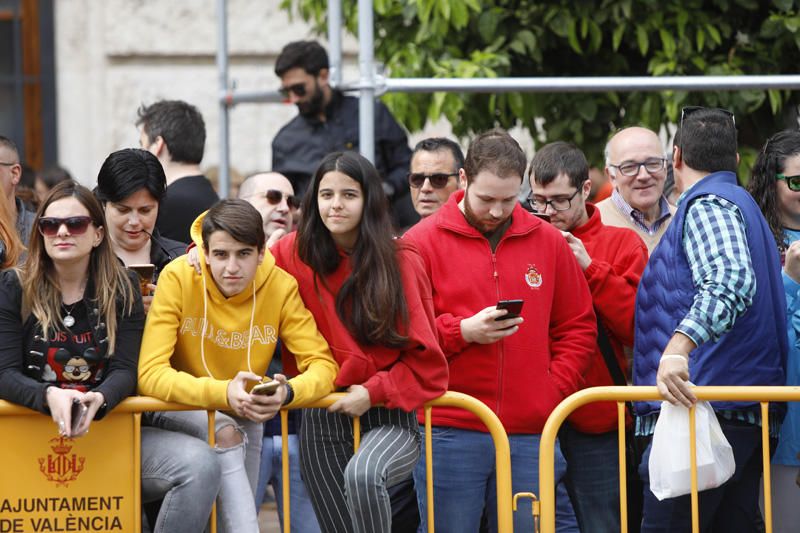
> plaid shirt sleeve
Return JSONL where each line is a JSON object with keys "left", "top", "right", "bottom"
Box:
{"left": 676, "top": 194, "right": 755, "bottom": 346}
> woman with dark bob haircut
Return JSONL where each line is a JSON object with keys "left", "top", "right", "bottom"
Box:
{"left": 95, "top": 148, "right": 186, "bottom": 312}
{"left": 271, "top": 151, "right": 448, "bottom": 533}
{"left": 747, "top": 129, "right": 800, "bottom": 533}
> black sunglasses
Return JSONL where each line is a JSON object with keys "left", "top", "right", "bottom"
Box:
{"left": 265, "top": 189, "right": 300, "bottom": 210}
{"left": 38, "top": 216, "right": 93, "bottom": 237}
{"left": 408, "top": 172, "right": 458, "bottom": 189}
{"left": 279, "top": 83, "right": 306, "bottom": 98}
{"left": 777, "top": 174, "right": 800, "bottom": 192}
{"left": 679, "top": 106, "right": 736, "bottom": 143}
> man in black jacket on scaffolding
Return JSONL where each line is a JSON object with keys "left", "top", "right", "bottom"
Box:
{"left": 271, "top": 40, "right": 418, "bottom": 230}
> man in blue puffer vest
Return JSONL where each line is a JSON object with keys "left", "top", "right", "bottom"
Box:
{"left": 633, "top": 107, "right": 787, "bottom": 532}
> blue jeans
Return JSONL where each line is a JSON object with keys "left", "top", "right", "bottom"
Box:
{"left": 559, "top": 424, "right": 621, "bottom": 533}
{"left": 639, "top": 418, "right": 768, "bottom": 533}
{"left": 255, "top": 433, "right": 321, "bottom": 533}
{"left": 413, "top": 426, "right": 579, "bottom": 533}
{"left": 141, "top": 426, "right": 221, "bottom": 533}
{"left": 142, "top": 410, "right": 262, "bottom": 533}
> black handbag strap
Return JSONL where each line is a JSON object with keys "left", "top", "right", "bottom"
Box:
{"left": 595, "top": 313, "right": 637, "bottom": 422}
{"left": 596, "top": 313, "right": 628, "bottom": 387}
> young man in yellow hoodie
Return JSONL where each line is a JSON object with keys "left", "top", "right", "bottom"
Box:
{"left": 138, "top": 199, "right": 338, "bottom": 533}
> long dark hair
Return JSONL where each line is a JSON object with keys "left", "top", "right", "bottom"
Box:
{"left": 297, "top": 151, "right": 408, "bottom": 348}
{"left": 747, "top": 130, "right": 800, "bottom": 252}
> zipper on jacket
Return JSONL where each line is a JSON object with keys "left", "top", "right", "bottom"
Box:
{"left": 491, "top": 252, "right": 505, "bottom": 416}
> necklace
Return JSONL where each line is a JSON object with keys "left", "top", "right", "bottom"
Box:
{"left": 63, "top": 302, "right": 78, "bottom": 328}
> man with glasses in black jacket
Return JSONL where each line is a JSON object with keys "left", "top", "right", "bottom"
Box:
{"left": 408, "top": 137, "right": 464, "bottom": 220}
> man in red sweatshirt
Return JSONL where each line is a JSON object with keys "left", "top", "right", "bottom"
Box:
{"left": 405, "top": 129, "right": 597, "bottom": 533}
{"left": 530, "top": 141, "right": 648, "bottom": 533}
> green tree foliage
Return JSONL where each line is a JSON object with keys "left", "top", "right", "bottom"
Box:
{"left": 282, "top": 0, "right": 800, "bottom": 168}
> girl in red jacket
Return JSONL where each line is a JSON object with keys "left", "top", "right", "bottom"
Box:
{"left": 271, "top": 151, "right": 448, "bottom": 533}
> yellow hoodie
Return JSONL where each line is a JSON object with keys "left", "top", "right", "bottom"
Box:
{"left": 138, "top": 212, "right": 338, "bottom": 410}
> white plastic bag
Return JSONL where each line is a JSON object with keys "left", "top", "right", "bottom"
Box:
{"left": 648, "top": 400, "right": 736, "bottom": 500}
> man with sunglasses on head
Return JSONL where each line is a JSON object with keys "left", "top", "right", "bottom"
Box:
{"left": 634, "top": 107, "right": 787, "bottom": 532}
{"left": 597, "top": 127, "right": 677, "bottom": 255}
{"left": 408, "top": 137, "right": 464, "bottom": 219}
{"left": 271, "top": 40, "right": 418, "bottom": 229}
{"left": 530, "top": 141, "right": 648, "bottom": 533}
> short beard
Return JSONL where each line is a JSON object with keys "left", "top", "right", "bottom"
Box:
{"left": 463, "top": 191, "right": 508, "bottom": 235}
{"left": 297, "top": 80, "right": 326, "bottom": 118}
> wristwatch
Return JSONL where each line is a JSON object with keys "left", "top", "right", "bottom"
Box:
{"left": 282, "top": 383, "right": 294, "bottom": 406}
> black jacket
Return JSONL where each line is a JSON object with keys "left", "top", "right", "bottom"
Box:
{"left": 272, "top": 90, "right": 413, "bottom": 200}
{"left": 0, "top": 269, "right": 144, "bottom": 417}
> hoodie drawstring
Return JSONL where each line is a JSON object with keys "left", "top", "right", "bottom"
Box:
{"left": 199, "top": 275, "right": 257, "bottom": 380}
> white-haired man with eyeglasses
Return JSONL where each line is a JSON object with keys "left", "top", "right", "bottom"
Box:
{"left": 596, "top": 127, "right": 677, "bottom": 254}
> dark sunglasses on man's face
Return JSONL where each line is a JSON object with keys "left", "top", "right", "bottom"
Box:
{"left": 777, "top": 174, "right": 800, "bottom": 192}
{"left": 279, "top": 83, "right": 307, "bottom": 98}
{"left": 408, "top": 172, "right": 458, "bottom": 189}
{"left": 265, "top": 189, "right": 300, "bottom": 210}
{"left": 37, "top": 216, "right": 93, "bottom": 237}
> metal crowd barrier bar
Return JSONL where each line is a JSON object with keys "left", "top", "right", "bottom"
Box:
{"left": 1, "top": 391, "right": 513, "bottom": 533}
{"left": 278, "top": 391, "right": 514, "bottom": 533}
{"left": 538, "top": 385, "right": 800, "bottom": 533}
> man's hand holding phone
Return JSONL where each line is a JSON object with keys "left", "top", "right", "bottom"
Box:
{"left": 227, "top": 372, "right": 288, "bottom": 422}
{"left": 461, "top": 301, "right": 524, "bottom": 344}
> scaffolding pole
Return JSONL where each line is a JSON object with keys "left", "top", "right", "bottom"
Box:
{"left": 215, "top": 0, "right": 230, "bottom": 198}
{"left": 215, "top": 0, "right": 800, "bottom": 195}
{"left": 357, "top": 0, "right": 375, "bottom": 164}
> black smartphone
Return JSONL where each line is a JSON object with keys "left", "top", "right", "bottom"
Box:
{"left": 495, "top": 299, "right": 524, "bottom": 321}
{"left": 70, "top": 398, "right": 88, "bottom": 434}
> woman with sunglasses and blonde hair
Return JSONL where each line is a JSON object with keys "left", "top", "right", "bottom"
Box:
{"left": 748, "top": 130, "right": 800, "bottom": 533}
{"left": 0, "top": 180, "right": 143, "bottom": 436}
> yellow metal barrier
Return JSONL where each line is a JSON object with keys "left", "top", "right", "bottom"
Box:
{"left": 1, "top": 391, "right": 513, "bottom": 533}
{"left": 538, "top": 385, "right": 800, "bottom": 533}
{"left": 278, "top": 391, "right": 514, "bottom": 533}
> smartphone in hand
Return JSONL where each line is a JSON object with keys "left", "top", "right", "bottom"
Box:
{"left": 494, "top": 299, "right": 524, "bottom": 321}
{"left": 128, "top": 264, "right": 155, "bottom": 296}
{"left": 252, "top": 379, "right": 281, "bottom": 396}
{"left": 70, "top": 398, "right": 88, "bottom": 434}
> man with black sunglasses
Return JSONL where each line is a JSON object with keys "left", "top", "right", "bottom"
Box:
{"left": 408, "top": 137, "right": 464, "bottom": 219}
{"left": 238, "top": 172, "right": 298, "bottom": 247}
{"left": 271, "top": 40, "right": 418, "bottom": 230}
{"left": 634, "top": 107, "right": 787, "bottom": 532}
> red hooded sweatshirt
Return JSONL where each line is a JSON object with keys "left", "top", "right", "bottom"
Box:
{"left": 404, "top": 191, "right": 596, "bottom": 434}
{"left": 272, "top": 234, "right": 449, "bottom": 412}
{"left": 567, "top": 203, "right": 648, "bottom": 433}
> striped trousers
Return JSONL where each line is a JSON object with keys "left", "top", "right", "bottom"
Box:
{"left": 299, "top": 406, "right": 420, "bottom": 533}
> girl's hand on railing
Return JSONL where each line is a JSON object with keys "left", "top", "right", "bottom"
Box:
{"left": 45, "top": 386, "right": 84, "bottom": 438}
{"left": 328, "top": 384, "right": 371, "bottom": 417}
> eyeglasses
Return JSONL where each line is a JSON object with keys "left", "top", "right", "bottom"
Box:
{"left": 38, "top": 216, "right": 93, "bottom": 236}
{"left": 608, "top": 158, "right": 666, "bottom": 177}
{"left": 408, "top": 172, "right": 458, "bottom": 189}
{"left": 279, "top": 83, "right": 307, "bottom": 98}
{"left": 777, "top": 174, "right": 800, "bottom": 192}
{"left": 527, "top": 189, "right": 580, "bottom": 212}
